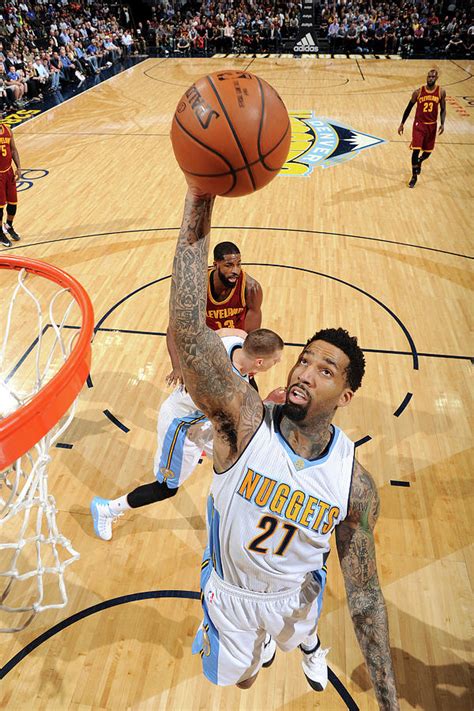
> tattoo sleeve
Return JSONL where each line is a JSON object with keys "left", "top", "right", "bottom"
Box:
{"left": 169, "top": 190, "right": 262, "bottom": 467}
{"left": 336, "top": 460, "right": 399, "bottom": 710}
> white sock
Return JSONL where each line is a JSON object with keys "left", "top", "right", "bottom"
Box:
{"left": 108, "top": 495, "right": 131, "bottom": 515}
{"left": 301, "top": 633, "right": 319, "bottom": 653}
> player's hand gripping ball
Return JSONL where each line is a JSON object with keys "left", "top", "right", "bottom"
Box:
{"left": 171, "top": 70, "right": 291, "bottom": 198}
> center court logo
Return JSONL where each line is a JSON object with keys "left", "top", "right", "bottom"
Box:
{"left": 281, "top": 111, "right": 385, "bottom": 176}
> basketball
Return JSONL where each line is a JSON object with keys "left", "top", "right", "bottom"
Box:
{"left": 170, "top": 70, "right": 291, "bottom": 198}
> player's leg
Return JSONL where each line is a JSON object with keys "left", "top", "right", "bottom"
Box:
{"left": 417, "top": 125, "right": 436, "bottom": 173}
{"left": 4, "top": 203, "right": 19, "bottom": 241}
{"left": 409, "top": 119, "right": 425, "bottom": 188}
{"left": 192, "top": 566, "right": 268, "bottom": 687}
{"left": 409, "top": 149, "right": 420, "bottom": 188}
{"left": 271, "top": 568, "right": 329, "bottom": 692}
{"left": 90, "top": 409, "right": 204, "bottom": 540}
{"left": 4, "top": 169, "right": 20, "bottom": 241}
{"left": 0, "top": 172, "right": 11, "bottom": 247}
{"left": 418, "top": 151, "right": 431, "bottom": 172}
{"left": 0, "top": 206, "right": 10, "bottom": 247}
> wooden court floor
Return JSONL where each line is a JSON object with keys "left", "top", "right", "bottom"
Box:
{"left": 0, "top": 57, "right": 472, "bottom": 710}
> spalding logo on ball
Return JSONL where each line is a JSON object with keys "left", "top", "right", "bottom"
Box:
{"left": 171, "top": 70, "right": 291, "bottom": 198}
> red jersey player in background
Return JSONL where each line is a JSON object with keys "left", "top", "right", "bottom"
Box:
{"left": 398, "top": 68, "right": 446, "bottom": 188}
{"left": 0, "top": 123, "right": 21, "bottom": 247}
{"left": 166, "top": 241, "right": 263, "bottom": 386}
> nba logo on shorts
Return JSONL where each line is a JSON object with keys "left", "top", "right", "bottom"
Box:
{"left": 208, "top": 590, "right": 215, "bottom": 604}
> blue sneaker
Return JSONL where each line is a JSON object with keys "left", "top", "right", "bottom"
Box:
{"left": 90, "top": 496, "right": 121, "bottom": 541}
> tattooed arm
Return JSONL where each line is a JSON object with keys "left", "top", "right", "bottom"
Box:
{"left": 336, "top": 460, "right": 399, "bottom": 710}
{"left": 169, "top": 189, "right": 263, "bottom": 471}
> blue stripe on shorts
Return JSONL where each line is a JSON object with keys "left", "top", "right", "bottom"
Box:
{"left": 156, "top": 413, "right": 206, "bottom": 489}
{"left": 312, "top": 567, "right": 327, "bottom": 619}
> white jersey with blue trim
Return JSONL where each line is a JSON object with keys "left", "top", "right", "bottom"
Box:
{"left": 167, "top": 336, "right": 249, "bottom": 417}
{"left": 207, "top": 404, "right": 355, "bottom": 593}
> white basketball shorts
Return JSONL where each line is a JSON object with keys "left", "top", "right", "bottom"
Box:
{"left": 153, "top": 396, "right": 213, "bottom": 489}
{"left": 192, "top": 566, "right": 326, "bottom": 686}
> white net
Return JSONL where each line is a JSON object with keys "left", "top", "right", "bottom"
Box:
{"left": 0, "top": 266, "right": 85, "bottom": 632}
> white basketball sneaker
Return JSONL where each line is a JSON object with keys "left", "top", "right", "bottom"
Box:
{"left": 262, "top": 634, "right": 277, "bottom": 668}
{"left": 300, "top": 643, "right": 330, "bottom": 691}
{"left": 90, "top": 496, "right": 122, "bottom": 541}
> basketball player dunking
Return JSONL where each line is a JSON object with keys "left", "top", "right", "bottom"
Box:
{"left": 168, "top": 185, "right": 399, "bottom": 707}
{"left": 398, "top": 68, "right": 446, "bottom": 188}
{"left": 165, "top": 241, "right": 263, "bottom": 386}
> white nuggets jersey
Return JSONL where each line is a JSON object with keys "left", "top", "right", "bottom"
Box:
{"left": 207, "top": 404, "right": 355, "bottom": 593}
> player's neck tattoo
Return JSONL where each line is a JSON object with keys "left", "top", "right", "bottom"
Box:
{"left": 280, "top": 415, "right": 333, "bottom": 460}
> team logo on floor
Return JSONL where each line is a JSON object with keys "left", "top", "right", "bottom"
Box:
{"left": 282, "top": 111, "right": 385, "bottom": 176}
{"left": 17, "top": 168, "right": 49, "bottom": 192}
{"left": 2, "top": 108, "right": 41, "bottom": 128}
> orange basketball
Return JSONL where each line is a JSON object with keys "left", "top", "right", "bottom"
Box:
{"left": 170, "top": 70, "right": 291, "bottom": 198}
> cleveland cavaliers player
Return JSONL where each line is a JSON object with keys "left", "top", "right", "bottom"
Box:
{"left": 398, "top": 68, "right": 446, "bottom": 188}
{"left": 165, "top": 241, "right": 263, "bottom": 386}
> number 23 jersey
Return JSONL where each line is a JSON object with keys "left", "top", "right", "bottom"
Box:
{"left": 207, "top": 403, "right": 355, "bottom": 593}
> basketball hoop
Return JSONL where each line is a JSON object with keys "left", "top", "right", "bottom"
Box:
{"left": 0, "top": 255, "right": 94, "bottom": 632}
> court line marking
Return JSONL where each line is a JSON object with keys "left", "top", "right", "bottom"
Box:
{"left": 355, "top": 58, "right": 365, "bottom": 81}
{"left": 143, "top": 58, "right": 472, "bottom": 94}
{"left": 61, "top": 326, "right": 474, "bottom": 362}
{"left": 103, "top": 409, "right": 130, "bottom": 433}
{"left": 1, "top": 226, "right": 470, "bottom": 260}
{"left": 0, "top": 589, "right": 359, "bottom": 708}
{"left": 393, "top": 393, "right": 413, "bottom": 417}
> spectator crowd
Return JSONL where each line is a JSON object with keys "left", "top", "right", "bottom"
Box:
{"left": 321, "top": 1, "right": 472, "bottom": 58}
{"left": 146, "top": 0, "right": 472, "bottom": 58}
{"left": 0, "top": 0, "right": 471, "bottom": 114}
{"left": 0, "top": 1, "right": 142, "bottom": 115}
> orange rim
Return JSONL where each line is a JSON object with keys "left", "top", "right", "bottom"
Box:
{"left": 0, "top": 256, "right": 94, "bottom": 470}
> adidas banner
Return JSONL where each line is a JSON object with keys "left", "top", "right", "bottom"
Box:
{"left": 293, "top": 0, "right": 318, "bottom": 53}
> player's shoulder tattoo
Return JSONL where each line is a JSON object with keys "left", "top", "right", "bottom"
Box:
{"left": 347, "top": 459, "right": 380, "bottom": 528}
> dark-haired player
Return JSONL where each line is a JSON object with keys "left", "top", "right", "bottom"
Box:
{"left": 169, "top": 186, "right": 399, "bottom": 707}
{"left": 165, "top": 241, "right": 263, "bottom": 386}
{"left": 0, "top": 123, "right": 21, "bottom": 247}
{"left": 398, "top": 68, "right": 446, "bottom": 188}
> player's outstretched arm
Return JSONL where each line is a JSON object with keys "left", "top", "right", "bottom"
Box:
{"left": 169, "top": 188, "right": 263, "bottom": 469}
{"left": 336, "top": 460, "right": 399, "bottom": 711}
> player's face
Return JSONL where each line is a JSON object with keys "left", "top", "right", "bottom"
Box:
{"left": 254, "top": 348, "right": 283, "bottom": 373}
{"left": 426, "top": 70, "right": 438, "bottom": 87}
{"left": 283, "top": 341, "right": 353, "bottom": 422}
{"left": 215, "top": 253, "right": 242, "bottom": 288}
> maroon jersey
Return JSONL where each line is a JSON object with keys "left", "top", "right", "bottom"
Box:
{"left": 414, "top": 85, "right": 440, "bottom": 124}
{"left": 0, "top": 124, "right": 13, "bottom": 173}
{"left": 206, "top": 269, "right": 247, "bottom": 330}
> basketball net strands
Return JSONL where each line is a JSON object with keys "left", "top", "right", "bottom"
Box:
{"left": 0, "top": 256, "right": 93, "bottom": 632}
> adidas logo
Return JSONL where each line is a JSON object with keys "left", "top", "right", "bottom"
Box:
{"left": 294, "top": 32, "right": 319, "bottom": 53}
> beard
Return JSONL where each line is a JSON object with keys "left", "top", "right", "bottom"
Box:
{"left": 281, "top": 399, "right": 310, "bottom": 422}
{"left": 217, "top": 269, "right": 238, "bottom": 289}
